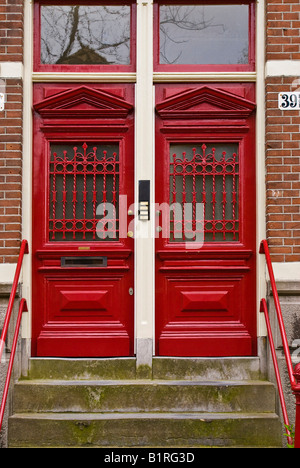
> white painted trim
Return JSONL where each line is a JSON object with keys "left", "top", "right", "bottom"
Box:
{"left": 135, "top": 0, "right": 155, "bottom": 362}
{"left": 32, "top": 72, "right": 257, "bottom": 84}
{"left": 271, "top": 263, "right": 300, "bottom": 282}
{"left": 0, "top": 264, "right": 18, "bottom": 284}
{"left": 256, "top": 0, "right": 267, "bottom": 338}
{"left": 153, "top": 72, "right": 256, "bottom": 83}
{"left": 266, "top": 60, "right": 300, "bottom": 77}
{"left": 0, "top": 62, "right": 23, "bottom": 79}
{"left": 32, "top": 72, "right": 136, "bottom": 83}
{"left": 21, "top": 0, "right": 34, "bottom": 339}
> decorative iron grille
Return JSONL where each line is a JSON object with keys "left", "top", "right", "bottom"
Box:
{"left": 170, "top": 143, "right": 239, "bottom": 242}
{"left": 49, "top": 142, "right": 119, "bottom": 242}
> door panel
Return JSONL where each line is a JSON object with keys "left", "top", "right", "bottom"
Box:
{"left": 32, "top": 84, "right": 134, "bottom": 357}
{"left": 155, "top": 84, "right": 257, "bottom": 357}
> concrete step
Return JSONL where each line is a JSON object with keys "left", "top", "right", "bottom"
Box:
{"left": 27, "top": 358, "right": 137, "bottom": 381}
{"left": 13, "top": 379, "right": 277, "bottom": 414}
{"left": 27, "top": 357, "right": 262, "bottom": 381}
{"left": 152, "top": 357, "right": 262, "bottom": 381}
{"left": 8, "top": 412, "right": 283, "bottom": 448}
{"left": 9, "top": 357, "right": 283, "bottom": 448}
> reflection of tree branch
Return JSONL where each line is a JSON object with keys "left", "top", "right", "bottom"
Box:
{"left": 160, "top": 5, "right": 225, "bottom": 64}
{"left": 57, "top": 6, "right": 80, "bottom": 64}
{"left": 41, "top": 6, "right": 131, "bottom": 65}
{"left": 160, "top": 24, "right": 187, "bottom": 64}
{"left": 160, "top": 6, "right": 225, "bottom": 32}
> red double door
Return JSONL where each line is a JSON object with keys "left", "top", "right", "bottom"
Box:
{"left": 32, "top": 83, "right": 256, "bottom": 357}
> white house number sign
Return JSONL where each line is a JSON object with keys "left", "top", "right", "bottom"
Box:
{"left": 278, "top": 92, "right": 300, "bottom": 110}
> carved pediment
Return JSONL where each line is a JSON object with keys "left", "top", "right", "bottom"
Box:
{"left": 156, "top": 86, "right": 256, "bottom": 120}
{"left": 34, "top": 86, "right": 133, "bottom": 119}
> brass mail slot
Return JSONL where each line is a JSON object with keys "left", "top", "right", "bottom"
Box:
{"left": 61, "top": 257, "right": 108, "bottom": 268}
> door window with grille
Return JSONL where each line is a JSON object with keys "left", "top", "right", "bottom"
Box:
{"left": 169, "top": 142, "right": 239, "bottom": 243}
{"left": 49, "top": 142, "right": 120, "bottom": 242}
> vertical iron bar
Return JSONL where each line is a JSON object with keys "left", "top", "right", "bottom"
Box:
{"left": 172, "top": 153, "right": 177, "bottom": 240}
{"left": 201, "top": 144, "right": 207, "bottom": 241}
{"left": 212, "top": 148, "right": 216, "bottom": 241}
{"left": 72, "top": 146, "right": 77, "bottom": 240}
{"left": 51, "top": 152, "right": 57, "bottom": 240}
{"left": 82, "top": 143, "right": 88, "bottom": 240}
{"left": 222, "top": 151, "right": 227, "bottom": 241}
{"left": 192, "top": 148, "right": 197, "bottom": 238}
{"left": 112, "top": 152, "right": 118, "bottom": 238}
{"left": 182, "top": 152, "right": 187, "bottom": 241}
{"left": 62, "top": 150, "right": 67, "bottom": 240}
{"left": 232, "top": 152, "right": 237, "bottom": 241}
{"left": 102, "top": 150, "right": 107, "bottom": 240}
{"left": 92, "top": 147, "right": 97, "bottom": 241}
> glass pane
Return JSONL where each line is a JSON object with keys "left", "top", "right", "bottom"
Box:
{"left": 41, "top": 5, "right": 131, "bottom": 65}
{"left": 170, "top": 143, "right": 239, "bottom": 242}
{"left": 160, "top": 5, "right": 249, "bottom": 65}
{"left": 49, "top": 142, "right": 119, "bottom": 242}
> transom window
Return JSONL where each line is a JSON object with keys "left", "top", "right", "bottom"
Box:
{"left": 154, "top": 1, "right": 255, "bottom": 72}
{"left": 41, "top": 5, "right": 131, "bottom": 66}
{"left": 159, "top": 5, "right": 249, "bottom": 66}
{"left": 34, "top": 1, "right": 136, "bottom": 72}
{"left": 34, "top": 1, "right": 255, "bottom": 72}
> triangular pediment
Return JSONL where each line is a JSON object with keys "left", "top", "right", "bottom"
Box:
{"left": 156, "top": 86, "right": 256, "bottom": 120}
{"left": 34, "top": 86, "right": 133, "bottom": 119}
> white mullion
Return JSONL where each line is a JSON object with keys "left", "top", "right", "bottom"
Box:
{"left": 135, "top": 0, "right": 155, "bottom": 367}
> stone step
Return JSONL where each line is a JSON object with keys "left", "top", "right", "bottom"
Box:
{"left": 10, "top": 357, "right": 283, "bottom": 448}
{"left": 8, "top": 412, "right": 283, "bottom": 448}
{"left": 27, "top": 357, "right": 262, "bottom": 381}
{"left": 152, "top": 357, "right": 262, "bottom": 381}
{"left": 13, "top": 379, "right": 276, "bottom": 414}
{"left": 27, "top": 358, "right": 137, "bottom": 381}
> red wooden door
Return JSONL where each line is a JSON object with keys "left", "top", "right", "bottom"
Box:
{"left": 32, "top": 84, "right": 135, "bottom": 357}
{"left": 155, "top": 84, "right": 257, "bottom": 357}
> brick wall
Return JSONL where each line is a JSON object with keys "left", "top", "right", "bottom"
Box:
{"left": 0, "top": 0, "right": 24, "bottom": 263}
{"left": 267, "top": 0, "right": 300, "bottom": 61}
{"left": 266, "top": 76, "right": 300, "bottom": 262}
{"left": 0, "top": 0, "right": 24, "bottom": 62}
{"left": 266, "top": 1, "right": 300, "bottom": 262}
{"left": 0, "top": 79, "right": 23, "bottom": 263}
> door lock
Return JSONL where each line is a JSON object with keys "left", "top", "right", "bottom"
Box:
{"left": 129, "top": 288, "right": 134, "bottom": 296}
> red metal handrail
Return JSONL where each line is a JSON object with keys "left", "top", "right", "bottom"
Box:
{"left": 0, "top": 299, "right": 27, "bottom": 431}
{"left": 0, "top": 240, "right": 29, "bottom": 362}
{"left": 260, "top": 298, "right": 293, "bottom": 446}
{"left": 0, "top": 240, "right": 29, "bottom": 432}
{"left": 260, "top": 239, "right": 300, "bottom": 448}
